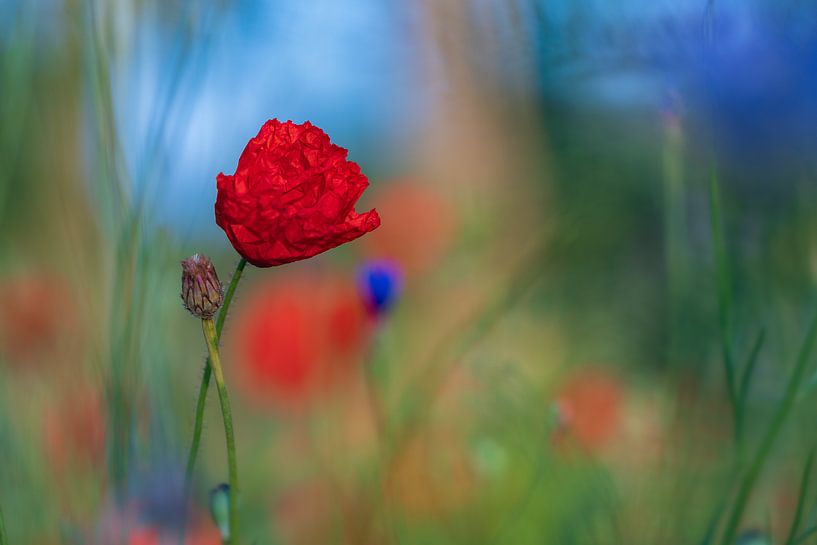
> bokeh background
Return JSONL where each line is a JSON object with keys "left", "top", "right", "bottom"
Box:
{"left": 3, "top": 0, "right": 817, "bottom": 543}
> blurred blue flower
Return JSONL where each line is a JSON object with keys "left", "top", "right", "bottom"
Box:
{"left": 531, "top": 2, "right": 817, "bottom": 170}
{"left": 129, "top": 462, "right": 186, "bottom": 531}
{"left": 736, "top": 529, "right": 771, "bottom": 545}
{"left": 652, "top": 6, "right": 817, "bottom": 165}
{"left": 357, "top": 259, "right": 403, "bottom": 317}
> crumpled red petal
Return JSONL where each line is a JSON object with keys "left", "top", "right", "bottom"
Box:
{"left": 215, "top": 119, "right": 381, "bottom": 267}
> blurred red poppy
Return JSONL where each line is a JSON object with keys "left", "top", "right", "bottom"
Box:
{"left": 92, "top": 499, "right": 219, "bottom": 545}
{"left": 228, "top": 273, "right": 369, "bottom": 407}
{"left": 362, "top": 181, "right": 455, "bottom": 276}
{"left": 0, "top": 273, "right": 78, "bottom": 367}
{"left": 125, "top": 524, "right": 220, "bottom": 545}
{"left": 553, "top": 368, "right": 623, "bottom": 453}
{"left": 128, "top": 529, "right": 160, "bottom": 545}
{"left": 42, "top": 384, "right": 106, "bottom": 478}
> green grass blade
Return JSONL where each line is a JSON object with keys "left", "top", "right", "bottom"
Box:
{"left": 0, "top": 500, "right": 8, "bottom": 545}
{"left": 709, "top": 168, "right": 739, "bottom": 439}
{"left": 794, "top": 526, "right": 817, "bottom": 544}
{"left": 786, "top": 449, "right": 816, "bottom": 545}
{"left": 737, "top": 328, "right": 766, "bottom": 430}
{"left": 720, "top": 309, "right": 817, "bottom": 545}
{"left": 699, "top": 500, "right": 726, "bottom": 545}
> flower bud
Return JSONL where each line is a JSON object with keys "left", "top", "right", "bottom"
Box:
{"left": 181, "top": 254, "right": 224, "bottom": 319}
{"left": 209, "top": 483, "right": 231, "bottom": 541}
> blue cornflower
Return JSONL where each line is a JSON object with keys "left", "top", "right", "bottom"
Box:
{"left": 357, "top": 259, "right": 403, "bottom": 317}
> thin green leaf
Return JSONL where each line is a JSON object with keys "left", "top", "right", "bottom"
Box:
{"left": 710, "top": 168, "right": 739, "bottom": 439}
{"left": 786, "top": 449, "right": 816, "bottom": 545}
{"left": 720, "top": 309, "right": 817, "bottom": 545}
{"left": 699, "top": 500, "right": 727, "bottom": 545}
{"left": 794, "top": 526, "right": 817, "bottom": 544}
{"left": 0, "top": 500, "right": 8, "bottom": 545}
{"left": 737, "top": 328, "right": 767, "bottom": 429}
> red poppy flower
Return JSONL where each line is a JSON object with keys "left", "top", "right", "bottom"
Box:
{"left": 215, "top": 119, "right": 381, "bottom": 267}
{"left": 227, "top": 273, "right": 368, "bottom": 407}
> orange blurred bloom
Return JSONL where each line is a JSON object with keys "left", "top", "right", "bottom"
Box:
{"left": 362, "top": 181, "right": 455, "bottom": 276}
{"left": 228, "top": 273, "right": 369, "bottom": 408}
{"left": 0, "top": 273, "right": 78, "bottom": 367}
{"left": 553, "top": 367, "right": 623, "bottom": 453}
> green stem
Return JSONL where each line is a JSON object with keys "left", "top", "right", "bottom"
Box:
{"left": 361, "top": 336, "right": 401, "bottom": 545}
{"left": 363, "top": 337, "right": 388, "bottom": 445}
{"left": 217, "top": 258, "right": 248, "bottom": 336}
{"left": 202, "top": 317, "right": 239, "bottom": 545}
{"left": 0, "top": 500, "right": 8, "bottom": 545}
{"left": 182, "top": 258, "right": 246, "bottom": 540}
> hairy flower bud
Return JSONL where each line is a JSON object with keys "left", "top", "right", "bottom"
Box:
{"left": 181, "top": 254, "right": 224, "bottom": 319}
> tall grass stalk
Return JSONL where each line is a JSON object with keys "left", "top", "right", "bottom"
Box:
{"left": 361, "top": 336, "right": 401, "bottom": 545}
{"left": 709, "top": 169, "right": 740, "bottom": 442}
{"left": 662, "top": 107, "right": 689, "bottom": 369}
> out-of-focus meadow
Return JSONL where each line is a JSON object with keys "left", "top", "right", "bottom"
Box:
{"left": 4, "top": 0, "right": 817, "bottom": 543}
